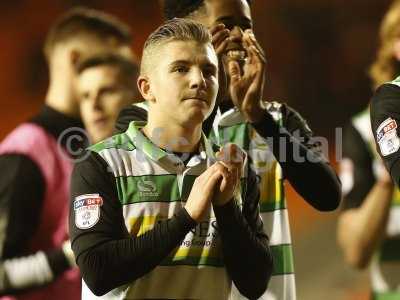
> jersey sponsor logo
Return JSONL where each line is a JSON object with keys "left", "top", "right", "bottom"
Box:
{"left": 74, "top": 194, "right": 103, "bottom": 229}
{"left": 377, "top": 118, "right": 400, "bottom": 156}
{"left": 137, "top": 179, "right": 158, "bottom": 197}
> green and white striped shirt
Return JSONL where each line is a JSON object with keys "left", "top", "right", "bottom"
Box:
{"left": 211, "top": 103, "right": 295, "bottom": 300}
{"left": 71, "top": 120, "right": 271, "bottom": 300}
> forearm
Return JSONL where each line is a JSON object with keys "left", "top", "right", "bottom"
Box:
{"left": 0, "top": 241, "right": 73, "bottom": 295}
{"left": 252, "top": 111, "right": 341, "bottom": 211}
{"left": 74, "top": 209, "right": 196, "bottom": 296}
{"left": 213, "top": 200, "right": 272, "bottom": 299}
{"left": 337, "top": 181, "right": 394, "bottom": 269}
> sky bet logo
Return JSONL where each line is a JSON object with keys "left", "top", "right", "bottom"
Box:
{"left": 377, "top": 118, "right": 397, "bottom": 142}
{"left": 74, "top": 194, "right": 103, "bottom": 209}
{"left": 74, "top": 194, "right": 103, "bottom": 229}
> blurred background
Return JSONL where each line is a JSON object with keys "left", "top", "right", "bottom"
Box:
{"left": 0, "top": 0, "right": 394, "bottom": 299}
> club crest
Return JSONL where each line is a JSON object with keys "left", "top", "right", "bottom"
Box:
{"left": 74, "top": 194, "right": 103, "bottom": 229}
{"left": 376, "top": 118, "right": 400, "bottom": 156}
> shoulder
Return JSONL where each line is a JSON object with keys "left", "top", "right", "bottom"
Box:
{"left": 370, "top": 83, "right": 400, "bottom": 148}
{"left": 1, "top": 123, "right": 51, "bottom": 149}
{"left": 371, "top": 82, "right": 400, "bottom": 113}
{"left": 89, "top": 132, "right": 136, "bottom": 154}
{"left": 267, "top": 101, "right": 313, "bottom": 134}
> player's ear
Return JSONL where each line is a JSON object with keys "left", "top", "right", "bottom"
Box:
{"left": 137, "top": 75, "right": 155, "bottom": 102}
{"left": 70, "top": 49, "right": 80, "bottom": 68}
{"left": 137, "top": 75, "right": 156, "bottom": 102}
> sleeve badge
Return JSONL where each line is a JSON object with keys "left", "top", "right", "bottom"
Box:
{"left": 376, "top": 118, "right": 400, "bottom": 156}
{"left": 74, "top": 194, "right": 103, "bottom": 229}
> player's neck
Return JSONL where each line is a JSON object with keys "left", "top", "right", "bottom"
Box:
{"left": 45, "top": 75, "right": 79, "bottom": 118}
{"left": 143, "top": 118, "right": 202, "bottom": 153}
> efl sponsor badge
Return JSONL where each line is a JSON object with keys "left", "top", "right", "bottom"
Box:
{"left": 74, "top": 194, "right": 103, "bottom": 229}
{"left": 376, "top": 118, "right": 400, "bottom": 156}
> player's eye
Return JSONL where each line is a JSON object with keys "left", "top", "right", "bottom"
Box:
{"left": 203, "top": 67, "right": 216, "bottom": 78}
{"left": 173, "top": 66, "right": 188, "bottom": 73}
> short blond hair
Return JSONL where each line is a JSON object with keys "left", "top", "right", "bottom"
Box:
{"left": 369, "top": 0, "right": 400, "bottom": 88}
{"left": 140, "top": 18, "right": 212, "bottom": 75}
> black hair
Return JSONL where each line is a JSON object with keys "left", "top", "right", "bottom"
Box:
{"left": 164, "top": 0, "right": 252, "bottom": 20}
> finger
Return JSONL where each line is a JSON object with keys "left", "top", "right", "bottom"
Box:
{"left": 234, "top": 165, "right": 240, "bottom": 181}
{"left": 227, "top": 60, "right": 241, "bottom": 84}
{"left": 198, "top": 162, "right": 220, "bottom": 182}
{"left": 217, "top": 160, "right": 230, "bottom": 170}
{"left": 212, "top": 29, "right": 230, "bottom": 46}
{"left": 249, "top": 45, "right": 266, "bottom": 65}
{"left": 219, "top": 175, "right": 228, "bottom": 192}
{"left": 214, "top": 37, "right": 230, "bottom": 56}
{"left": 216, "top": 149, "right": 224, "bottom": 161}
{"left": 242, "top": 45, "right": 265, "bottom": 83}
{"left": 219, "top": 143, "right": 244, "bottom": 165}
{"left": 209, "top": 23, "right": 226, "bottom": 36}
{"left": 214, "top": 161, "right": 231, "bottom": 174}
{"left": 218, "top": 168, "right": 233, "bottom": 192}
{"left": 205, "top": 162, "right": 229, "bottom": 178}
{"left": 243, "top": 35, "right": 266, "bottom": 66}
{"left": 204, "top": 168, "right": 226, "bottom": 193}
{"left": 249, "top": 46, "right": 266, "bottom": 84}
{"left": 244, "top": 30, "right": 266, "bottom": 62}
{"left": 243, "top": 36, "right": 264, "bottom": 67}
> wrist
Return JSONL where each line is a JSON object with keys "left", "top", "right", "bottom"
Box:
{"left": 183, "top": 204, "right": 201, "bottom": 223}
{"left": 61, "top": 240, "right": 76, "bottom": 268}
{"left": 376, "top": 180, "right": 394, "bottom": 189}
{"left": 213, "top": 197, "right": 233, "bottom": 207}
{"left": 243, "top": 103, "right": 264, "bottom": 123}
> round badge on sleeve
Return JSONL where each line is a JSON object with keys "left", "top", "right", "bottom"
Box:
{"left": 74, "top": 194, "right": 103, "bottom": 229}
{"left": 376, "top": 118, "right": 400, "bottom": 156}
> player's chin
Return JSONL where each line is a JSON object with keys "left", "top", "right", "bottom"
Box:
{"left": 91, "top": 126, "right": 113, "bottom": 143}
{"left": 183, "top": 109, "right": 208, "bottom": 125}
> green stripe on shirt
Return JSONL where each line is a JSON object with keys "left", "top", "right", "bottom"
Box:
{"left": 271, "top": 244, "right": 295, "bottom": 276}
{"left": 117, "top": 175, "right": 181, "bottom": 205}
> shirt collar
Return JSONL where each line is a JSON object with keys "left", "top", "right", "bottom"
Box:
{"left": 214, "top": 107, "right": 245, "bottom": 127}
{"left": 125, "top": 121, "right": 216, "bottom": 163}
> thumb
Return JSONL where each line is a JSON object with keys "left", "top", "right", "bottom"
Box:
{"left": 228, "top": 60, "right": 241, "bottom": 83}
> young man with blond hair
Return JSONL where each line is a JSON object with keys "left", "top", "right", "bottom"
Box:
{"left": 116, "top": 1, "right": 341, "bottom": 299}
{"left": 70, "top": 18, "right": 272, "bottom": 300}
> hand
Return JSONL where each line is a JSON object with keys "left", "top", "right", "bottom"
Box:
{"left": 213, "top": 143, "right": 245, "bottom": 206}
{"left": 209, "top": 23, "right": 230, "bottom": 104}
{"left": 228, "top": 29, "right": 267, "bottom": 123}
{"left": 185, "top": 162, "right": 227, "bottom": 222}
{"left": 375, "top": 160, "right": 393, "bottom": 186}
{"left": 209, "top": 23, "right": 230, "bottom": 57}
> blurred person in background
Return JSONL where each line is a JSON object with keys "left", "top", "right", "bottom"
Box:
{"left": 338, "top": 1, "right": 400, "bottom": 299}
{"left": 116, "top": 1, "right": 341, "bottom": 299}
{"left": 76, "top": 54, "right": 139, "bottom": 144}
{"left": 0, "top": 7, "right": 133, "bottom": 299}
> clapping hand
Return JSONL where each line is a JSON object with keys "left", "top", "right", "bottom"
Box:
{"left": 213, "top": 143, "right": 245, "bottom": 206}
{"left": 228, "top": 29, "right": 267, "bottom": 123}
